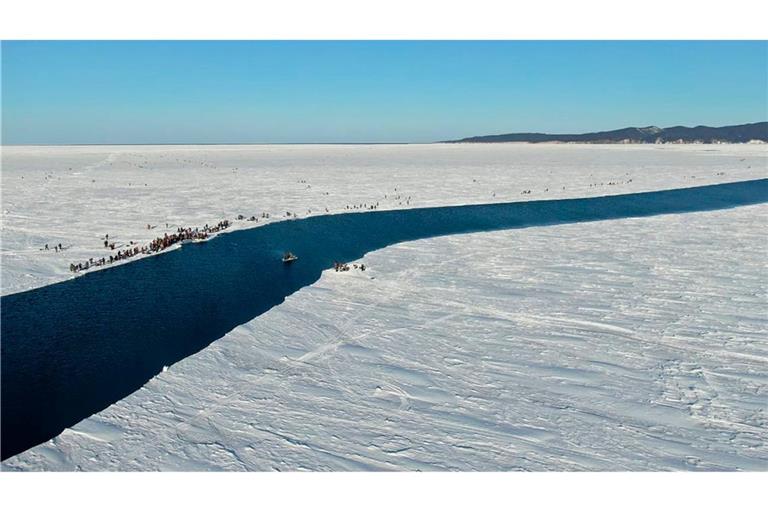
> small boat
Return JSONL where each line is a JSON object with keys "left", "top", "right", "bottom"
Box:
{"left": 282, "top": 251, "right": 298, "bottom": 264}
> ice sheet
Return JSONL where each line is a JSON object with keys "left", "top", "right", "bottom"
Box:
{"left": 2, "top": 143, "right": 765, "bottom": 295}
{"left": 2, "top": 144, "right": 767, "bottom": 470}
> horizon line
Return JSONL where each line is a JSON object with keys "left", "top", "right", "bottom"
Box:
{"left": 0, "top": 142, "right": 419, "bottom": 147}
{"left": 4, "top": 121, "right": 765, "bottom": 147}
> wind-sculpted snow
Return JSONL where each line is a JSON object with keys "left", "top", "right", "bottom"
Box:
{"left": 2, "top": 178, "right": 767, "bottom": 461}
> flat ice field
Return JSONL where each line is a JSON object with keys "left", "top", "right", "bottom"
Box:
{"left": 2, "top": 143, "right": 767, "bottom": 470}
{"left": 2, "top": 143, "right": 765, "bottom": 294}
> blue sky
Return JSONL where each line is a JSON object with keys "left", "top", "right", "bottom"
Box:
{"left": 2, "top": 40, "right": 766, "bottom": 144}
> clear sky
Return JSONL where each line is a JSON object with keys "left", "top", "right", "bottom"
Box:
{"left": 2, "top": 40, "right": 766, "bottom": 144}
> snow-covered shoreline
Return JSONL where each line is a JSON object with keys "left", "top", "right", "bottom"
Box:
{"left": 2, "top": 143, "right": 766, "bottom": 295}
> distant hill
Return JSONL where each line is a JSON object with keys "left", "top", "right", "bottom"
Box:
{"left": 445, "top": 122, "right": 768, "bottom": 144}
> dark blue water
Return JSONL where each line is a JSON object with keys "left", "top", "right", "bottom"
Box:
{"left": 2, "top": 178, "right": 767, "bottom": 460}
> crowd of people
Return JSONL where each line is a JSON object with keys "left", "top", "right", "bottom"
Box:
{"left": 344, "top": 202, "right": 381, "bottom": 211}
{"left": 69, "top": 219, "right": 232, "bottom": 273}
{"left": 70, "top": 257, "right": 107, "bottom": 272}
{"left": 62, "top": 173, "right": 648, "bottom": 275}
{"left": 333, "top": 261, "right": 366, "bottom": 272}
{"left": 587, "top": 178, "right": 633, "bottom": 188}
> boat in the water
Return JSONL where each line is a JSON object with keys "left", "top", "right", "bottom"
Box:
{"left": 282, "top": 251, "right": 298, "bottom": 264}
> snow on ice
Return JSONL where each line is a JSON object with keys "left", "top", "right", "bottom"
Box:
{"left": 1, "top": 143, "right": 766, "bottom": 470}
